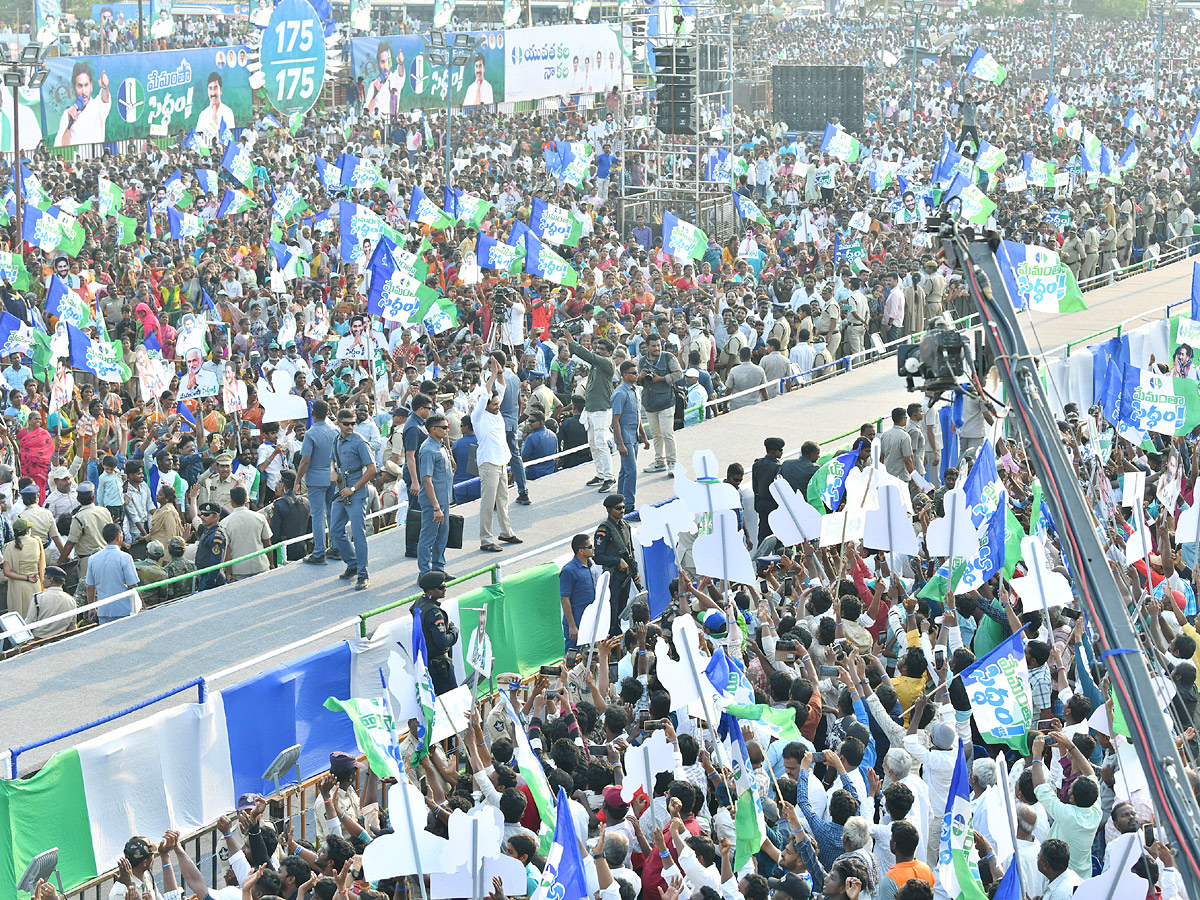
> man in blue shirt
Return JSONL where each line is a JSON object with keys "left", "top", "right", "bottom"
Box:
{"left": 559, "top": 533, "right": 597, "bottom": 649}
{"left": 451, "top": 415, "right": 481, "bottom": 503}
{"left": 595, "top": 143, "right": 616, "bottom": 203}
{"left": 332, "top": 407, "right": 377, "bottom": 590}
{"left": 611, "top": 361, "right": 648, "bottom": 517}
{"left": 297, "top": 398, "right": 338, "bottom": 565}
{"left": 86, "top": 522, "right": 141, "bottom": 623}
{"left": 418, "top": 414, "right": 455, "bottom": 576}
{"left": 402, "top": 393, "right": 434, "bottom": 556}
{"left": 521, "top": 412, "right": 557, "bottom": 480}
{"left": 631, "top": 214, "right": 652, "bottom": 251}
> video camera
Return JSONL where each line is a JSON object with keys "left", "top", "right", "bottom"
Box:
{"left": 896, "top": 320, "right": 970, "bottom": 394}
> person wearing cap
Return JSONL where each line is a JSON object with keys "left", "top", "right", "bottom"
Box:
{"left": 751, "top": 437, "right": 786, "bottom": 544}
{"left": 333, "top": 406, "right": 377, "bottom": 590}
{"left": 383, "top": 406, "right": 409, "bottom": 480}
{"left": 163, "top": 536, "right": 195, "bottom": 599}
{"left": 594, "top": 493, "right": 641, "bottom": 633}
{"left": 316, "top": 751, "right": 365, "bottom": 839}
{"left": 1059, "top": 225, "right": 1085, "bottom": 281}
{"left": 46, "top": 465, "right": 79, "bottom": 520}
{"left": 134, "top": 540, "right": 170, "bottom": 605}
{"left": 17, "top": 480, "right": 64, "bottom": 556}
{"left": 199, "top": 450, "right": 238, "bottom": 510}
{"left": 58, "top": 481, "right": 114, "bottom": 602}
{"left": 414, "top": 570, "right": 460, "bottom": 693}
{"left": 86, "top": 522, "right": 141, "bottom": 623}
{"left": 194, "top": 501, "right": 230, "bottom": 592}
{"left": 27, "top": 565, "right": 76, "bottom": 639}
{"left": 682, "top": 366, "right": 709, "bottom": 428}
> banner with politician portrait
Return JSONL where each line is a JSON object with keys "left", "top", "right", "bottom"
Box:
{"left": 348, "top": 32, "right": 505, "bottom": 114}
{"left": 38, "top": 45, "right": 252, "bottom": 147}
{"left": 503, "top": 24, "right": 629, "bottom": 100}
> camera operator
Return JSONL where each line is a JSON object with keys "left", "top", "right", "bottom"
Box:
{"left": 491, "top": 286, "right": 524, "bottom": 357}
{"left": 638, "top": 334, "right": 683, "bottom": 476}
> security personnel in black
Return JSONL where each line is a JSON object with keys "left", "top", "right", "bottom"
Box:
{"left": 751, "top": 437, "right": 785, "bottom": 546}
{"left": 195, "top": 501, "right": 229, "bottom": 591}
{"left": 593, "top": 495, "right": 642, "bottom": 633}
{"left": 414, "top": 569, "right": 459, "bottom": 694}
{"left": 268, "top": 470, "right": 312, "bottom": 561}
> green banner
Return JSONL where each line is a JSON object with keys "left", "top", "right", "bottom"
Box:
{"left": 40, "top": 46, "right": 253, "bottom": 148}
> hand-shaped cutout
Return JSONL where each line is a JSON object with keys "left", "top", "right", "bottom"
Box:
{"left": 692, "top": 509, "right": 755, "bottom": 585}
{"left": 863, "top": 484, "right": 920, "bottom": 556}
{"left": 769, "top": 476, "right": 822, "bottom": 545}
{"left": 673, "top": 462, "right": 741, "bottom": 516}
{"left": 1008, "top": 536, "right": 1073, "bottom": 611}
{"left": 636, "top": 497, "right": 697, "bottom": 549}
{"left": 924, "top": 487, "right": 980, "bottom": 561}
{"left": 575, "top": 569, "right": 612, "bottom": 646}
{"left": 621, "top": 730, "right": 677, "bottom": 803}
{"left": 257, "top": 368, "right": 308, "bottom": 423}
{"left": 361, "top": 781, "right": 453, "bottom": 879}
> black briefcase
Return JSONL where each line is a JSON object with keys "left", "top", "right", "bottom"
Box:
{"left": 406, "top": 507, "right": 464, "bottom": 550}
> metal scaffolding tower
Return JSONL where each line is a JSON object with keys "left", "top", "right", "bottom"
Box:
{"left": 612, "top": 0, "right": 737, "bottom": 243}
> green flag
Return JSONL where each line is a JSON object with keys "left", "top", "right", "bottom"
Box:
{"left": 955, "top": 183, "right": 996, "bottom": 227}
{"left": 323, "top": 696, "right": 404, "bottom": 779}
{"left": 116, "top": 214, "right": 139, "bottom": 246}
{"left": 734, "top": 789, "right": 766, "bottom": 873}
{"left": 725, "top": 704, "right": 802, "bottom": 742}
{"left": 1004, "top": 505, "right": 1023, "bottom": 578}
{"left": 0, "top": 251, "right": 30, "bottom": 290}
{"left": 56, "top": 212, "right": 86, "bottom": 257}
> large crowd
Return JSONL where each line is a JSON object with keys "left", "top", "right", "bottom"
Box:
{"left": 4, "top": 7, "right": 1200, "bottom": 900}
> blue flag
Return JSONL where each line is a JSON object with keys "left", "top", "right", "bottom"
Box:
{"left": 195, "top": 168, "right": 219, "bottom": 196}
{"left": 143, "top": 332, "right": 162, "bottom": 354}
{"left": 1192, "top": 261, "right": 1200, "bottom": 322}
{"left": 477, "top": 232, "right": 522, "bottom": 273}
{"left": 175, "top": 400, "right": 196, "bottom": 433}
{"left": 961, "top": 440, "right": 1000, "bottom": 527}
{"left": 262, "top": 113, "right": 282, "bottom": 130}
{"left": 184, "top": 129, "right": 205, "bottom": 153}
{"left": 21, "top": 202, "right": 59, "bottom": 251}
{"left": 960, "top": 629, "right": 1034, "bottom": 754}
{"left": 45, "top": 275, "right": 87, "bottom": 327}
{"left": 221, "top": 142, "right": 253, "bottom": 188}
{"left": 163, "top": 169, "right": 184, "bottom": 205}
{"left": 533, "top": 787, "right": 589, "bottom": 900}
{"left": 314, "top": 155, "right": 332, "bottom": 190}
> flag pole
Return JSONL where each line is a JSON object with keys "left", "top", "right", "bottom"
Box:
{"left": 380, "top": 667, "right": 430, "bottom": 900}
{"left": 996, "top": 760, "right": 1025, "bottom": 900}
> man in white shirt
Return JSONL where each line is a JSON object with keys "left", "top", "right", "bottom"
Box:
{"left": 56, "top": 62, "right": 111, "bottom": 147}
{"left": 472, "top": 361, "right": 521, "bottom": 551}
{"left": 196, "top": 71, "right": 235, "bottom": 138}
{"left": 364, "top": 42, "right": 404, "bottom": 118}
{"left": 463, "top": 54, "right": 494, "bottom": 106}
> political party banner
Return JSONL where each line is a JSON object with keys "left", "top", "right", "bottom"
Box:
{"left": 38, "top": 46, "right": 253, "bottom": 148}
{"left": 36, "top": 0, "right": 61, "bottom": 46}
{"left": 348, "top": 32, "right": 505, "bottom": 115}
{"left": 504, "top": 24, "right": 627, "bottom": 100}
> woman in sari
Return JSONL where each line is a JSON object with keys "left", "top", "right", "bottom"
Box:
{"left": 16, "top": 411, "right": 53, "bottom": 499}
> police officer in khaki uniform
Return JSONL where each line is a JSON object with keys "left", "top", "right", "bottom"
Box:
{"left": 920, "top": 259, "right": 946, "bottom": 323}
{"left": 199, "top": 451, "right": 239, "bottom": 509}
{"left": 1082, "top": 220, "right": 1101, "bottom": 281}
{"left": 816, "top": 284, "right": 842, "bottom": 359}
{"left": 57, "top": 481, "right": 113, "bottom": 600}
{"left": 1116, "top": 211, "right": 1134, "bottom": 268}
{"left": 18, "top": 482, "right": 63, "bottom": 556}
{"left": 1058, "top": 226, "right": 1085, "bottom": 280}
